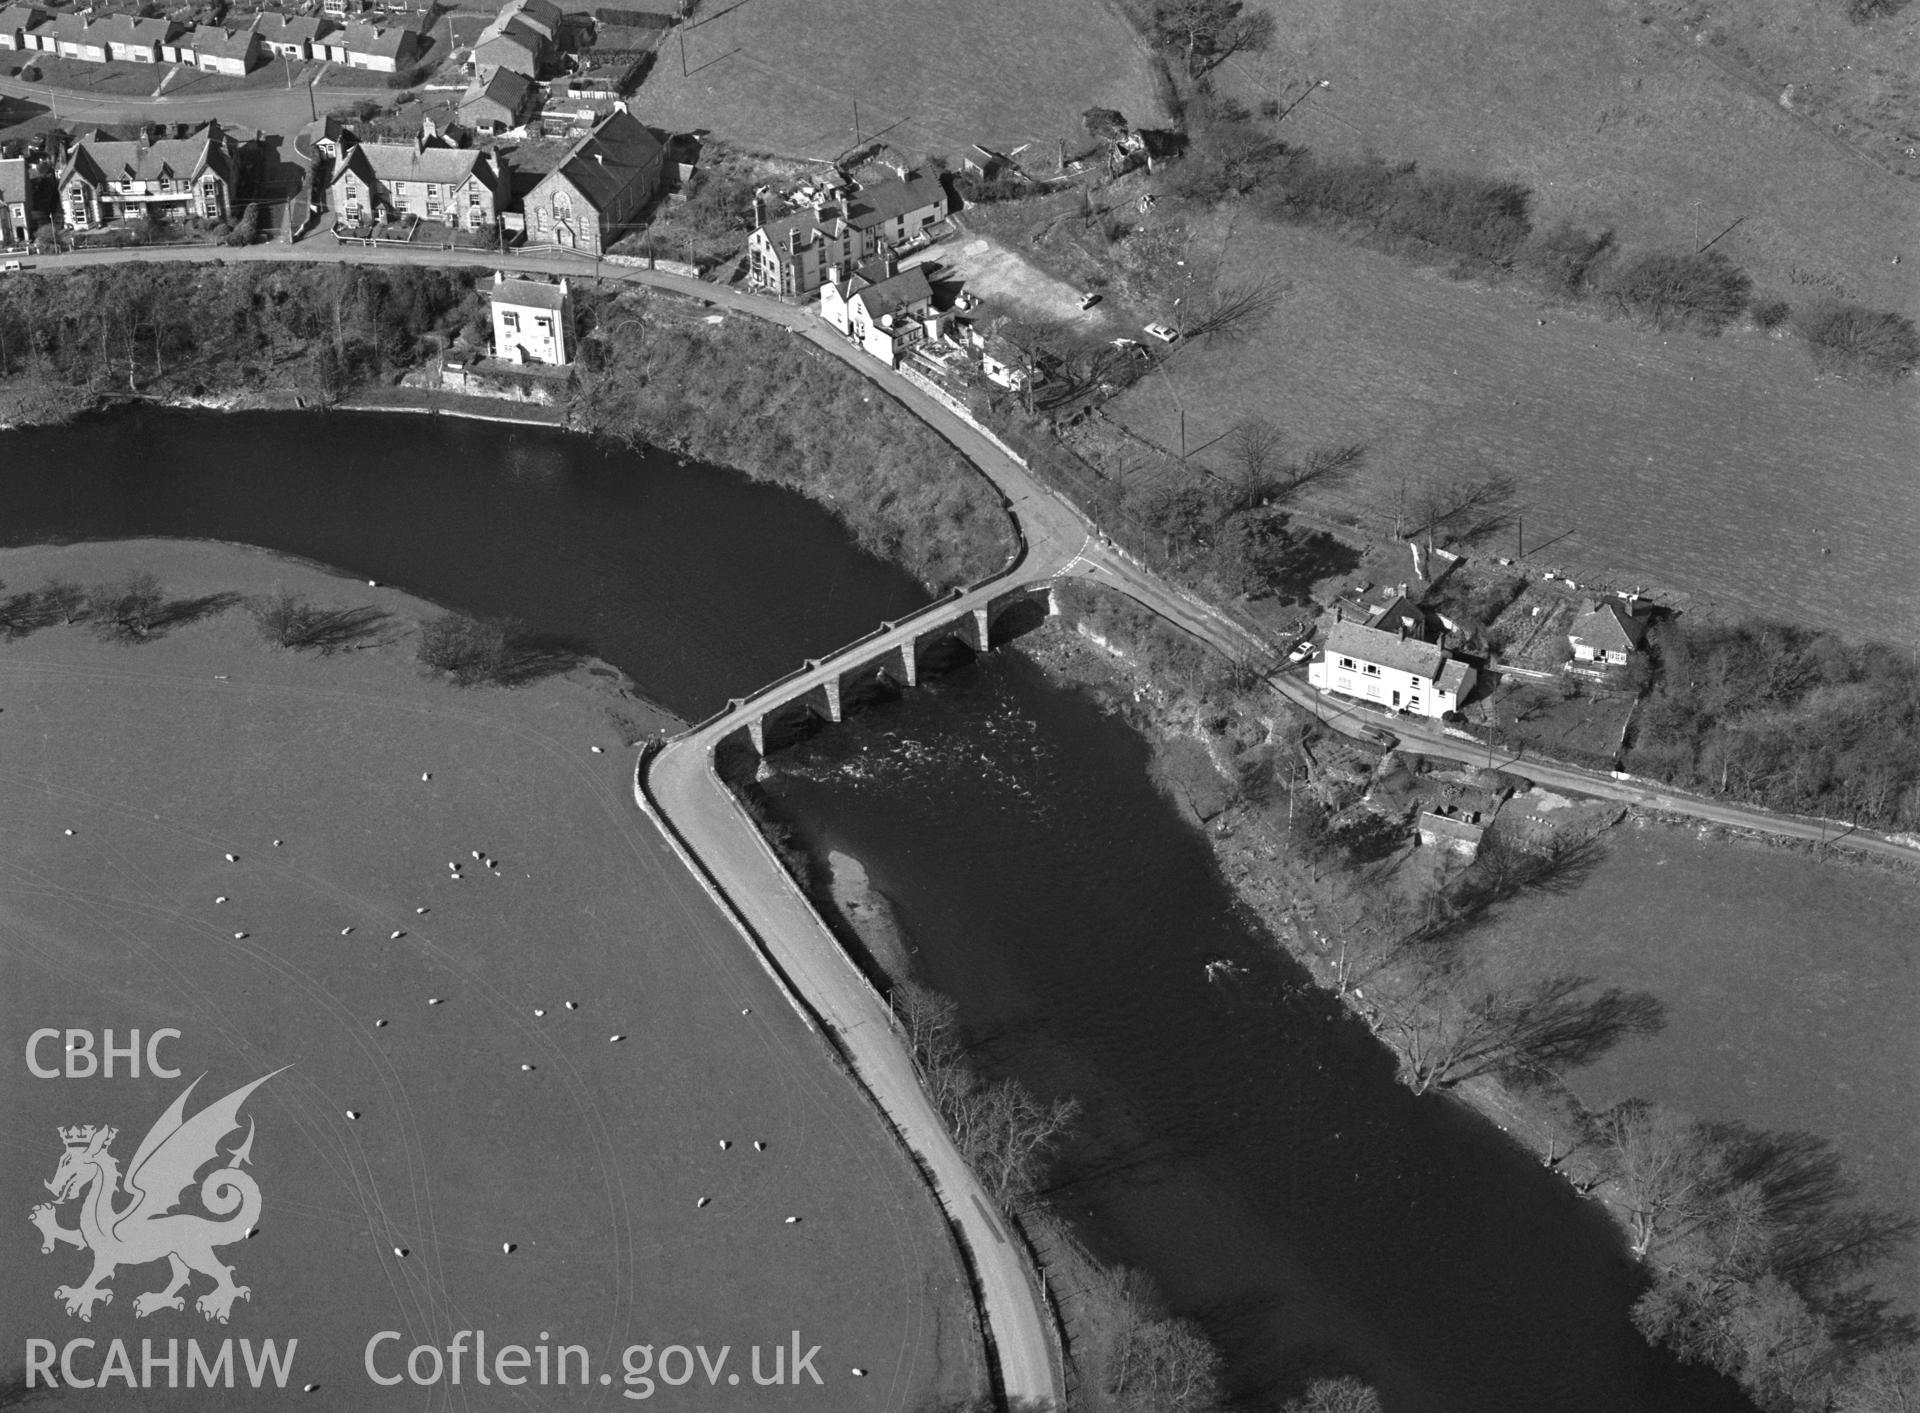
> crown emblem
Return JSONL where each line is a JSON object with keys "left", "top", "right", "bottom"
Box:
{"left": 60, "top": 1126, "right": 98, "bottom": 1150}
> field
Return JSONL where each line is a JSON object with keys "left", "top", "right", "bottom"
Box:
{"left": 0, "top": 540, "right": 981, "bottom": 1409}
{"left": 1213, "top": 0, "right": 1920, "bottom": 320}
{"left": 1465, "top": 815, "right": 1920, "bottom": 1313}
{"left": 1105, "top": 217, "right": 1920, "bottom": 635}
{"left": 630, "top": 0, "right": 1165, "bottom": 161}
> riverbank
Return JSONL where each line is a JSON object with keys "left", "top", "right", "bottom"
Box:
{"left": 0, "top": 536, "right": 984, "bottom": 1409}
{"left": 0, "top": 261, "right": 1018, "bottom": 592}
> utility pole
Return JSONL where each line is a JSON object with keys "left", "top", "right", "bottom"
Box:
{"left": 1516, "top": 514, "right": 1523, "bottom": 559}
{"left": 678, "top": 25, "right": 686, "bottom": 77}
{"left": 852, "top": 99, "right": 859, "bottom": 150}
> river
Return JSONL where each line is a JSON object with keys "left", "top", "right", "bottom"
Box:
{"left": 0, "top": 408, "right": 1748, "bottom": 1412}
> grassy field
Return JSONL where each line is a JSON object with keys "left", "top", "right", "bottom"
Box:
{"left": 1213, "top": 0, "right": 1920, "bottom": 321}
{"left": 630, "top": 0, "right": 1165, "bottom": 161}
{"left": 0, "top": 540, "right": 982, "bottom": 1409}
{"left": 1106, "top": 217, "right": 1920, "bottom": 636}
{"left": 1464, "top": 815, "right": 1920, "bottom": 1314}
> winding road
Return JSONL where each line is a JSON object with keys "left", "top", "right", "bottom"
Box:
{"left": 9, "top": 235, "right": 1914, "bottom": 1410}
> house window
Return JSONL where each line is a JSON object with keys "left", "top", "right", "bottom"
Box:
{"left": 502, "top": 311, "right": 519, "bottom": 331}
{"left": 468, "top": 190, "right": 481, "bottom": 208}
{"left": 1338, "top": 657, "right": 1357, "bottom": 670}
{"left": 536, "top": 207, "right": 549, "bottom": 232}
{"left": 201, "top": 178, "right": 219, "bottom": 213}
{"left": 394, "top": 182, "right": 408, "bottom": 198}
{"left": 1360, "top": 663, "right": 1381, "bottom": 677}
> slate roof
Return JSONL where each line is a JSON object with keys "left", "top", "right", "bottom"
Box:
{"left": 476, "top": 9, "right": 544, "bottom": 49}
{"left": 1324, "top": 618, "right": 1447, "bottom": 681}
{"left": 91, "top": 13, "right": 174, "bottom": 47}
{"left": 334, "top": 140, "right": 494, "bottom": 188}
{"left": 342, "top": 20, "right": 413, "bottom": 58}
{"left": 63, "top": 122, "right": 231, "bottom": 189}
{"left": 187, "top": 24, "right": 259, "bottom": 60}
{"left": 0, "top": 6, "right": 47, "bottom": 35}
{"left": 1419, "top": 810, "right": 1485, "bottom": 844}
{"left": 1570, "top": 599, "right": 1649, "bottom": 653}
{"left": 46, "top": 14, "right": 100, "bottom": 46}
{"left": 844, "top": 170, "right": 944, "bottom": 230}
{"left": 540, "top": 108, "right": 661, "bottom": 213}
{"left": 849, "top": 264, "right": 933, "bottom": 323}
{"left": 0, "top": 155, "right": 28, "bottom": 205}
{"left": 254, "top": 13, "right": 333, "bottom": 43}
{"left": 460, "top": 66, "right": 532, "bottom": 121}
{"left": 1435, "top": 659, "right": 1474, "bottom": 696}
{"left": 491, "top": 275, "right": 567, "bottom": 310}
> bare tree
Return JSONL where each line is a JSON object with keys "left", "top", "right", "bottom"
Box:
{"left": 1284, "top": 1376, "right": 1386, "bottom": 1413}
{"left": 1150, "top": 0, "right": 1275, "bottom": 75}
{"left": 1589, "top": 1101, "right": 1719, "bottom": 1257}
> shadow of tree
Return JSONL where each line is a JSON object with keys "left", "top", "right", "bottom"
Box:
{"left": 86, "top": 573, "right": 241, "bottom": 644}
{"left": 494, "top": 630, "right": 589, "bottom": 687}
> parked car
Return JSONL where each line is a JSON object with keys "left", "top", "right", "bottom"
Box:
{"left": 1143, "top": 321, "right": 1179, "bottom": 343}
{"left": 0, "top": 261, "right": 23, "bottom": 273}
{"left": 1286, "top": 639, "right": 1314, "bottom": 663}
{"left": 1077, "top": 291, "right": 1101, "bottom": 311}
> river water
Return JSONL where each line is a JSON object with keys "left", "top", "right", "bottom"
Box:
{"left": 0, "top": 408, "right": 1747, "bottom": 1412}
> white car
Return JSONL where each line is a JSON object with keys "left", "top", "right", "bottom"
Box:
{"left": 1143, "top": 322, "right": 1179, "bottom": 343}
{"left": 1287, "top": 640, "right": 1314, "bottom": 663}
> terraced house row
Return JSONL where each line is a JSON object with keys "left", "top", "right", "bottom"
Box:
{"left": 0, "top": 4, "right": 421, "bottom": 73}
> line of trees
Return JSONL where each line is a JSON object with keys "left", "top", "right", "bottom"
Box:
{"left": 1625, "top": 618, "right": 1920, "bottom": 830}
{"left": 0, "top": 261, "right": 478, "bottom": 409}
{"left": 1162, "top": 106, "right": 1917, "bottom": 378}
{"left": 574, "top": 306, "right": 1015, "bottom": 589}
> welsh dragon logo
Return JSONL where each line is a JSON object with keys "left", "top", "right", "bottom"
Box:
{"left": 30, "top": 1070, "right": 284, "bottom": 1323}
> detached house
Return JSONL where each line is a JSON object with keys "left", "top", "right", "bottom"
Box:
{"left": 253, "top": 13, "right": 333, "bottom": 61}
{"left": 1568, "top": 598, "right": 1651, "bottom": 665}
{"left": 48, "top": 15, "right": 106, "bottom": 62}
{"left": 819, "top": 256, "right": 945, "bottom": 367}
{"left": 93, "top": 13, "right": 174, "bottom": 62}
{"left": 1, "top": 155, "right": 35, "bottom": 244}
{"left": 748, "top": 169, "right": 946, "bottom": 298}
{"left": 340, "top": 21, "right": 418, "bottom": 72}
{"left": 169, "top": 25, "right": 263, "bottom": 74}
{"left": 458, "top": 66, "right": 534, "bottom": 131}
{"left": 1308, "top": 600, "right": 1477, "bottom": 720}
{"left": 488, "top": 272, "right": 570, "bottom": 364}
{"left": 330, "top": 136, "right": 507, "bottom": 230}
{"left": 470, "top": 13, "right": 541, "bottom": 78}
{"left": 59, "top": 122, "right": 238, "bottom": 229}
{"left": 520, "top": 107, "right": 664, "bottom": 255}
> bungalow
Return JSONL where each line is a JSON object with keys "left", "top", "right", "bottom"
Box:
{"left": 59, "top": 121, "right": 238, "bottom": 229}
{"left": 341, "top": 21, "right": 418, "bottom": 71}
{"left": 304, "top": 113, "right": 351, "bottom": 161}
{"left": 329, "top": 136, "right": 506, "bottom": 230}
{"left": 93, "top": 13, "right": 174, "bottom": 62}
{"left": 1568, "top": 597, "right": 1651, "bottom": 665}
{"left": 458, "top": 66, "right": 534, "bottom": 131}
{"left": 748, "top": 168, "right": 946, "bottom": 298}
{"left": 1418, "top": 808, "right": 1485, "bottom": 860}
{"left": 48, "top": 14, "right": 107, "bottom": 63}
{"left": 520, "top": 107, "right": 664, "bottom": 255}
{"left": 489, "top": 272, "right": 570, "bottom": 364}
{"left": 1307, "top": 609, "right": 1477, "bottom": 719}
{"left": 469, "top": 14, "right": 540, "bottom": 77}
{"left": 968, "top": 326, "right": 1041, "bottom": 391}
{"left": 174, "top": 25, "right": 262, "bottom": 74}
{"left": 819, "top": 256, "right": 945, "bottom": 367}
{"left": 253, "top": 13, "right": 333, "bottom": 61}
{"left": 0, "top": 4, "right": 45, "bottom": 50}
{"left": 0, "top": 155, "right": 34, "bottom": 244}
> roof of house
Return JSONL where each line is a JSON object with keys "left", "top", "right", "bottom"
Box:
{"left": 494, "top": 0, "right": 559, "bottom": 37}
{"left": 46, "top": 14, "right": 98, "bottom": 44}
{"left": 333, "top": 140, "right": 494, "bottom": 188}
{"left": 0, "top": 155, "right": 28, "bottom": 205}
{"left": 534, "top": 108, "right": 662, "bottom": 213}
{"left": 1569, "top": 599, "right": 1648, "bottom": 652}
{"left": 490, "top": 275, "right": 568, "bottom": 310}
{"left": 1419, "top": 810, "right": 1485, "bottom": 843}
{"left": 342, "top": 20, "right": 414, "bottom": 56}
{"left": 187, "top": 24, "right": 259, "bottom": 59}
{"left": 476, "top": 9, "right": 544, "bottom": 47}
{"left": 460, "top": 66, "right": 532, "bottom": 117}
{"left": 843, "top": 170, "right": 944, "bottom": 230}
{"left": 1435, "top": 659, "right": 1474, "bottom": 695}
{"left": 1324, "top": 617, "right": 1447, "bottom": 681}
{"left": 848, "top": 264, "right": 934, "bottom": 323}
{"left": 1366, "top": 593, "right": 1427, "bottom": 638}
{"left": 91, "top": 13, "right": 174, "bottom": 45}
{"left": 254, "top": 12, "right": 333, "bottom": 42}
{"left": 0, "top": 6, "right": 46, "bottom": 32}
{"left": 472, "top": 21, "right": 538, "bottom": 67}
{"left": 63, "top": 122, "right": 230, "bottom": 189}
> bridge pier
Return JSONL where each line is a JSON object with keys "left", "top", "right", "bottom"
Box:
{"left": 899, "top": 640, "right": 918, "bottom": 687}
{"left": 822, "top": 676, "right": 843, "bottom": 723}
{"left": 747, "top": 716, "right": 766, "bottom": 756}
{"left": 970, "top": 605, "right": 990, "bottom": 652}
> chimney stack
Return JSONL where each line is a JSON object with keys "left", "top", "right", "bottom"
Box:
{"left": 751, "top": 194, "right": 766, "bottom": 228}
